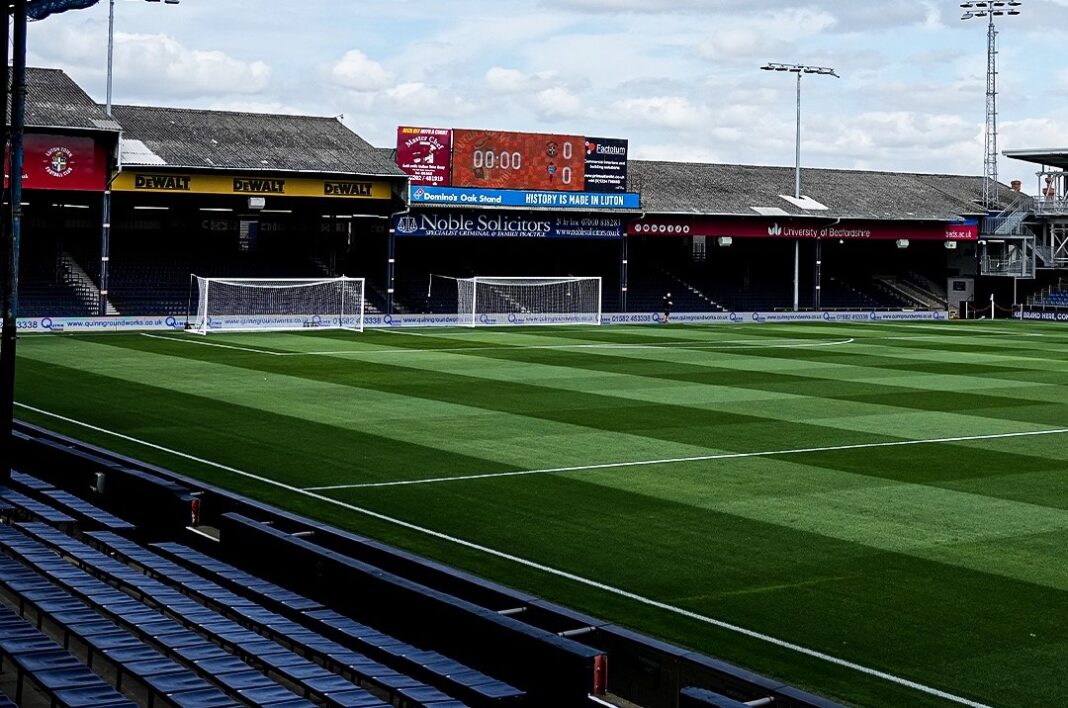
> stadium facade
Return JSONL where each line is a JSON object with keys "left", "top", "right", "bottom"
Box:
{"left": 11, "top": 67, "right": 1060, "bottom": 330}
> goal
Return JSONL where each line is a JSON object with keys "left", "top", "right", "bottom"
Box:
{"left": 453, "top": 276, "right": 602, "bottom": 327}
{"left": 189, "top": 276, "right": 365, "bottom": 334}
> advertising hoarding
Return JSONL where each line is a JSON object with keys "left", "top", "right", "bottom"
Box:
{"left": 392, "top": 210, "right": 624, "bottom": 239}
{"left": 409, "top": 185, "right": 640, "bottom": 210}
{"left": 113, "top": 172, "right": 392, "bottom": 200}
{"left": 583, "top": 137, "right": 628, "bottom": 193}
{"left": 629, "top": 217, "right": 980, "bottom": 241}
{"left": 6, "top": 133, "right": 108, "bottom": 191}
{"left": 396, "top": 126, "right": 453, "bottom": 187}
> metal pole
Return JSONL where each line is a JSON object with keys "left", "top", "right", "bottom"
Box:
{"left": 814, "top": 238, "right": 822, "bottom": 309}
{"left": 106, "top": 0, "right": 115, "bottom": 116}
{"left": 793, "top": 240, "right": 800, "bottom": 311}
{"left": 1, "top": 0, "right": 28, "bottom": 476}
{"left": 386, "top": 230, "right": 396, "bottom": 315}
{"left": 620, "top": 238, "right": 628, "bottom": 313}
{"left": 795, "top": 71, "right": 802, "bottom": 199}
{"left": 99, "top": 189, "right": 111, "bottom": 315}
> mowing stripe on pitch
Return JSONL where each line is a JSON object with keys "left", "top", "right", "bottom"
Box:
{"left": 14, "top": 402, "right": 994, "bottom": 708}
{"left": 139, "top": 332, "right": 856, "bottom": 357}
{"left": 304, "top": 426, "right": 1068, "bottom": 491}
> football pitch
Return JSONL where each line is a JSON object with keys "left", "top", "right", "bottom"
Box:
{"left": 12, "top": 321, "right": 1068, "bottom": 707}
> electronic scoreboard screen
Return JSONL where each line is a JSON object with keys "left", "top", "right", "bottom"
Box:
{"left": 452, "top": 130, "right": 586, "bottom": 192}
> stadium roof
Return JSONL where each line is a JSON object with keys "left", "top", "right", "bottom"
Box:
{"left": 111, "top": 105, "right": 406, "bottom": 178}
{"left": 19, "top": 67, "right": 120, "bottom": 133}
{"left": 1004, "top": 148, "right": 1068, "bottom": 170}
{"left": 630, "top": 161, "right": 1017, "bottom": 221}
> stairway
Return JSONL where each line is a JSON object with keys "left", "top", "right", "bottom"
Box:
{"left": 60, "top": 252, "right": 118, "bottom": 315}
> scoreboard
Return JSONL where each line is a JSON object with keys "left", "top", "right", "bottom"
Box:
{"left": 451, "top": 130, "right": 586, "bottom": 192}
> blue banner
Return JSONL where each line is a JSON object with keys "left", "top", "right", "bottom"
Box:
{"left": 28, "top": 0, "right": 101, "bottom": 20}
{"left": 409, "top": 185, "right": 640, "bottom": 210}
{"left": 393, "top": 211, "right": 623, "bottom": 239}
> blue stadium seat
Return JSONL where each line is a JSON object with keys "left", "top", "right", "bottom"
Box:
{"left": 0, "top": 486, "right": 75, "bottom": 527}
{"left": 14, "top": 524, "right": 391, "bottom": 708}
{"left": 10, "top": 470, "right": 55, "bottom": 492}
{"left": 680, "top": 686, "right": 753, "bottom": 707}
{"left": 40, "top": 489, "right": 137, "bottom": 531}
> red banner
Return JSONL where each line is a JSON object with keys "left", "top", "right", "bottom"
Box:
{"left": 396, "top": 126, "right": 452, "bottom": 187}
{"left": 5, "top": 133, "right": 108, "bottom": 192}
{"left": 629, "top": 217, "right": 979, "bottom": 241}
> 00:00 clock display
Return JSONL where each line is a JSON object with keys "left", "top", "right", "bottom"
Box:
{"left": 470, "top": 150, "right": 574, "bottom": 185}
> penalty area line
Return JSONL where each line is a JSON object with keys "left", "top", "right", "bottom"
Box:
{"left": 14, "top": 402, "right": 994, "bottom": 708}
{"left": 305, "top": 426, "right": 1068, "bottom": 492}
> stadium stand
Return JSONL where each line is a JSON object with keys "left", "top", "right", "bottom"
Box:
{"left": 0, "top": 419, "right": 845, "bottom": 708}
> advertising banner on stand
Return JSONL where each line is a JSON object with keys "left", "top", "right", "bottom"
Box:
{"left": 396, "top": 126, "right": 453, "bottom": 187}
{"left": 393, "top": 211, "right": 624, "bottom": 239}
{"left": 409, "top": 185, "right": 640, "bottom": 210}
{"left": 583, "top": 137, "right": 628, "bottom": 192}
{"left": 630, "top": 217, "right": 979, "bottom": 241}
{"left": 5, "top": 134, "right": 108, "bottom": 192}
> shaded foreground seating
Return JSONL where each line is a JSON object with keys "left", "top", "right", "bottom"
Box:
{"left": 91, "top": 532, "right": 493, "bottom": 707}
{"left": 12, "top": 523, "right": 407, "bottom": 708}
{"left": 40, "top": 489, "right": 137, "bottom": 532}
{"left": 0, "top": 528, "right": 305, "bottom": 707}
{"left": 0, "top": 601, "right": 135, "bottom": 707}
{"left": 0, "top": 486, "right": 75, "bottom": 527}
{"left": 149, "top": 541, "right": 525, "bottom": 706}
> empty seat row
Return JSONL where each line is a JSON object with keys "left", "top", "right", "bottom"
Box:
{"left": 90, "top": 532, "right": 480, "bottom": 707}
{"left": 14, "top": 523, "right": 397, "bottom": 708}
{"left": 0, "top": 527, "right": 309, "bottom": 707}
{"left": 150, "top": 542, "right": 524, "bottom": 706}
{"left": 0, "top": 486, "right": 75, "bottom": 527}
{"left": 0, "top": 595, "right": 135, "bottom": 707}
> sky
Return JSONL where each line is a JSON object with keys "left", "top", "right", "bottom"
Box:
{"left": 23, "top": 0, "right": 1068, "bottom": 186}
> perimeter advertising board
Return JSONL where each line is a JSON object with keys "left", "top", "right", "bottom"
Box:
{"left": 396, "top": 126, "right": 453, "bottom": 187}
{"left": 630, "top": 217, "right": 980, "bottom": 241}
{"left": 392, "top": 210, "right": 624, "bottom": 239}
{"left": 5, "top": 133, "right": 108, "bottom": 191}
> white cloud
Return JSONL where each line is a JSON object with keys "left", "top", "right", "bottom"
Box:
{"left": 615, "top": 96, "right": 707, "bottom": 130}
{"left": 329, "top": 50, "right": 394, "bottom": 92}
{"left": 485, "top": 67, "right": 560, "bottom": 94}
{"left": 533, "top": 87, "right": 584, "bottom": 120}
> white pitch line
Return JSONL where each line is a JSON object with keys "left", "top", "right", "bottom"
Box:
{"left": 305, "top": 426, "right": 1068, "bottom": 492}
{"left": 12, "top": 402, "right": 994, "bottom": 708}
{"left": 139, "top": 333, "right": 285, "bottom": 356}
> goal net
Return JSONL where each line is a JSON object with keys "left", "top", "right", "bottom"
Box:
{"left": 190, "top": 276, "right": 365, "bottom": 334}
{"left": 452, "top": 276, "right": 602, "bottom": 327}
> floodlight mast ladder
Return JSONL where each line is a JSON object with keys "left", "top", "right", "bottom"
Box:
{"left": 961, "top": 1, "right": 1022, "bottom": 211}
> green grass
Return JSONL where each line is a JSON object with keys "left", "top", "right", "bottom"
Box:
{"left": 13, "top": 321, "right": 1068, "bottom": 707}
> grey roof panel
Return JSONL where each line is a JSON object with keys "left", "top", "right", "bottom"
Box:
{"left": 20, "top": 67, "right": 120, "bottom": 132}
{"left": 111, "top": 105, "right": 405, "bottom": 177}
{"left": 630, "top": 160, "right": 1018, "bottom": 220}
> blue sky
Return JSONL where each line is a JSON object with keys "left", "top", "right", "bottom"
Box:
{"left": 25, "top": 0, "right": 1068, "bottom": 186}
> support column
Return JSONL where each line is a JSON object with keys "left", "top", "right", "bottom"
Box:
{"left": 99, "top": 189, "right": 111, "bottom": 315}
{"left": 620, "top": 237, "right": 628, "bottom": 313}
{"left": 387, "top": 229, "right": 396, "bottom": 315}
{"left": 1, "top": 1, "right": 28, "bottom": 478}
{"left": 793, "top": 239, "right": 800, "bottom": 312}
{"left": 814, "top": 238, "right": 823, "bottom": 309}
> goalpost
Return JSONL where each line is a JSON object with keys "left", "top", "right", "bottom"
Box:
{"left": 189, "top": 276, "right": 365, "bottom": 334}
{"left": 440, "top": 276, "right": 602, "bottom": 327}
